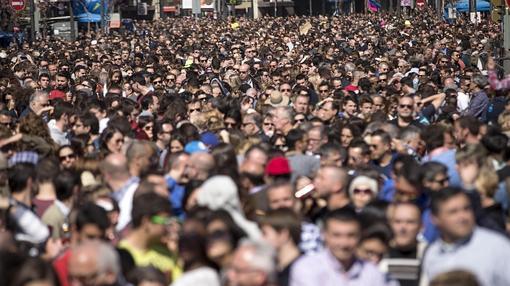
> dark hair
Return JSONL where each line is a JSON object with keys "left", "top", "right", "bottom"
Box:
{"left": 128, "top": 266, "right": 168, "bottom": 286}
{"left": 359, "top": 222, "right": 393, "bottom": 246}
{"left": 286, "top": 128, "right": 305, "bottom": 150}
{"left": 74, "top": 202, "right": 110, "bottom": 232}
{"left": 207, "top": 209, "right": 247, "bottom": 247}
{"left": 430, "top": 187, "right": 469, "bottom": 216}
{"left": 53, "top": 169, "right": 80, "bottom": 202}
{"left": 481, "top": 130, "right": 508, "bottom": 155}
{"left": 324, "top": 207, "right": 361, "bottom": 230}
{"left": 259, "top": 208, "right": 302, "bottom": 246}
{"left": 457, "top": 116, "right": 480, "bottom": 136}
{"left": 8, "top": 163, "right": 36, "bottom": 194}
{"left": 10, "top": 257, "right": 58, "bottom": 286}
{"left": 421, "top": 125, "right": 445, "bottom": 152}
{"left": 131, "top": 192, "right": 172, "bottom": 228}
{"left": 131, "top": 72, "right": 147, "bottom": 86}
{"left": 420, "top": 161, "right": 448, "bottom": 183}
{"left": 140, "top": 95, "right": 154, "bottom": 110}
{"left": 79, "top": 112, "right": 99, "bottom": 135}
{"left": 99, "top": 126, "right": 123, "bottom": 153}
{"left": 36, "top": 157, "right": 60, "bottom": 183}
{"left": 53, "top": 102, "right": 74, "bottom": 120}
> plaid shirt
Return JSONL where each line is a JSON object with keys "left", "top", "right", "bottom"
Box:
{"left": 488, "top": 69, "right": 510, "bottom": 91}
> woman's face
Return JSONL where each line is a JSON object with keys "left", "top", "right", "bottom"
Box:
{"left": 170, "top": 140, "right": 184, "bottom": 153}
{"left": 59, "top": 146, "right": 76, "bottom": 169}
{"left": 112, "top": 73, "right": 121, "bottom": 84}
{"left": 351, "top": 184, "right": 374, "bottom": 210}
{"left": 107, "top": 132, "right": 124, "bottom": 154}
{"left": 341, "top": 128, "right": 354, "bottom": 148}
{"left": 143, "top": 122, "right": 154, "bottom": 139}
{"left": 206, "top": 219, "right": 234, "bottom": 266}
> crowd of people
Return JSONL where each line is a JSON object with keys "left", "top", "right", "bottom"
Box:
{"left": 0, "top": 9, "right": 510, "bottom": 286}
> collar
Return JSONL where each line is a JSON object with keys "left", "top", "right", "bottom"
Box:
{"left": 55, "top": 200, "right": 71, "bottom": 216}
{"left": 112, "top": 176, "right": 140, "bottom": 201}
{"left": 324, "top": 249, "right": 364, "bottom": 279}
{"left": 438, "top": 229, "right": 475, "bottom": 254}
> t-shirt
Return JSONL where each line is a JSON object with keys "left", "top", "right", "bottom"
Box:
{"left": 118, "top": 240, "right": 182, "bottom": 282}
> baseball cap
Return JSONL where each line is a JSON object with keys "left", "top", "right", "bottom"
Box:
{"left": 184, "top": 141, "right": 208, "bottom": 154}
{"left": 49, "top": 90, "right": 66, "bottom": 100}
{"left": 200, "top": 132, "right": 220, "bottom": 148}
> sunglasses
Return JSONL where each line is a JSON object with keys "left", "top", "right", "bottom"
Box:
{"left": 144, "top": 125, "right": 153, "bottom": 131}
{"left": 189, "top": 108, "right": 201, "bottom": 113}
{"left": 153, "top": 81, "right": 162, "bottom": 84}
{"left": 263, "top": 122, "right": 274, "bottom": 126}
{"left": 319, "top": 89, "right": 329, "bottom": 93}
{"left": 60, "top": 153, "right": 76, "bottom": 161}
{"left": 150, "top": 215, "right": 175, "bottom": 226}
{"left": 295, "top": 118, "right": 305, "bottom": 122}
{"left": 353, "top": 188, "right": 373, "bottom": 195}
{"left": 280, "top": 89, "right": 291, "bottom": 92}
{"left": 399, "top": 104, "right": 413, "bottom": 109}
{"left": 433, "top": 177, "right": 450, "bottom": 185}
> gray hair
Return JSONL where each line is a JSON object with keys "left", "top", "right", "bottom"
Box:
{"left": 239, "top": 239, "right": 277, "bottom": 282}
{"left": 96, "top": 241, "right": 121, "bottom": 276}
{"left": 275, "top": 106, "right": 295, "bottom": 124}
{"left": 472, "top": 74, "right": 488, "bottom": 89}
{"left": 399, "top": 125, "right": 421, "bottom": 142}
{"left": 29, "top": 90, "right": 48, "bottom": 103}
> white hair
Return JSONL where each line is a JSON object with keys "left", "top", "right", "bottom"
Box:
{"left": 239, "top": 239, "right": 277, "bottom": 282}
{"left": 96, "top": 241, "right": 121, "bottom": 276}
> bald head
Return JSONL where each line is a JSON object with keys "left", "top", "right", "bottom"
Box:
{"left": 101, "top": 153, "right": 129, "bottom": 181}
{"left": 68, "top": 240, "right": 120, "bottom": 286}
{"left": 185, "top": 152, "right": 215, "bottom": 181}
{"left": 240, "top": 159, "right": 264, "bottom": 176}
{"left": 313, "top": 166, "right": 348, "bottom": 197}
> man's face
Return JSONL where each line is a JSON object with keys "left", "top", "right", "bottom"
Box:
{"left": 348, "top": 147, "right": 368, "bottom": 169}
{"left": 239, "top": 65, "right": 250, "bottom": 81}
{"left": 76, "top": 69, "right": 87, "bottom": 79}
{"left": 294, "top": 95, "right": 310, "bottom": 114}
{"left": 433, "top": 194, "right": 475, "bottom": 241}
{"left": 241, "top": 117, "right": 258, "bottom": 137}
{"left": 151, "top": 96, "right": 160, "bottom": 112}
{"left": 343, "top": 100, "right": 357, "bottom": 116}
{"left": 390, "top": 204, "right": 421, "bottom": 248}
{"left": 279, "top": 84, "right": 292, "bottom": 98}
{"left": 369, "top": 135, "right": 388, "bottom": 161}
{"left": 424, "top": 171, "right": 449, "bottom": 192}
{"left": 227, "top": 247, "right": 267, "bottom": 286}
{"left": 32, "top": 95, "right": 49, "bottom": 114}
{"left": 267, "top": 185, "right": 295, "bottom": 210}
{"left": 361, "top": 102, "right": 372, "bottom": 117}
{"left": 48, "top": 64, "right": 58, "bottom": 76}
{"left": 318, "top": 86, "right": 330, "bottom": 99}
{"left": 372, "top": 97, "right": 384, "bottom": 112}
{"left": 56, "top": 76, "right": 68, "bottom": 90}
{"left": 321, "top": 151, "right": 343, "bottom": 168}
{"left": 398, "top": 97, "right": 414, "bottom": 119}
{"left": 73, "top": 119, "right": 90, "bottom": 136}
{"left": 313, "top": 168, "right": 333, "bottom": 197}
{"left": 317, "top": 102, "right": 337, "bottom": 123}
{"left": 324, "top": 220, "right": 360, "bottom": 263}
{"left": 39, "top": 76, "right": 50, "bottom": 88}
{"left": 187, "top": 102, "right": 201, "bottom": 116}
{"left": 307, "top": 129, "right": 323, "bottom": 153}
{"left": 272, "top": 111, "right": 288, "bottom": 132}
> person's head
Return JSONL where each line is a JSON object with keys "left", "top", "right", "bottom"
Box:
{"left": 341, "top": 124, "right": 362, "bottom": 148}
{"left": 241, "top": 112, "right": 262, "bottom": 137}
{"left": 10, "top": 257, "right": 58, "bottom": 286}
{"left": 126, "top": 140, "right": 158, "bottom": 178}
{"left": 319, "top": 142, "right": 346, "bottom": 168}
{"left": 58, "top": 145, "right": 77, "bottom": 169}
{"left": 356, "top": 223, "right": 392, "bottom": 265}
{"left": 399, "top": 125, "right": 423, "bottom": 154}
{"left": 398, "top": 96, "right": 415, "bottom": 120}
{"left": 100, "top": 153, "right": 130, "bottom": 187}
{"left": 73, "top": 202, "right": 110, "bottom": 243}
{"left": 100, "top": 126, "right": 124, "bottom": 154}
{"left": 8, "top": 163, "right": 36, "bottom": 196}
{"left": 128, "top": 266, "right": 168, "bottom": 286}
{"left": 429, "top": 270, "right": 481, "bottom": 286}
{"left": 348, "top": 175, "right": 379, "bottom": 210}
{"left": 388, "top": 202, "right": 421, "bottom": 249}
{"left": 469, "top": 74, "right": 488, "bottom": 92}
{"left": 420, "top": 161, "right": 449, "bottom": 191}
{"left": 29, "top": 90, "right": 49, "bottom": 115}
{"left": 293, "top": 93, "right": 310, "bottom": 114}
{"left": 272, "top": 106, "right": 294, "bottom": 134}
{"left": 313, "top": 166, "right": 348, "bottom": 198}
{"left": 73, "top": 112, "right": 99, "bottom": 136}
{"left": 455, "top": 144, "right": 487, "bottom": 188}
{"left": 342, "top": 97, "right": 357, "bottom": 117}
{"left": 317, "top": 100, "right": 339, "bottom": 123}
{"left": 206, "top": 210, "right": 247, "bottom": 267}
{"left": 260, "top": 208, "right": 301, "bottom": 250}
{"left": 369, "top": 130, "right": 391, "bottom": 161}
{"left": 131, "top": 192, "right": 172, "bottom": 240}
{"left": 266, "top": 181, "right": 295, "bottom": 210}
{"left": 431, "top": 187, "right": 475, "bottom": 242}
{"left": 68, "top": 240, "right": 120, "bottom": 286}
{"left": 55, "top": 72, "right": 69, "bottom": 90}
{"left": 307, "top": 126, "right": 328, "bottom": 154}
{"left": 454, "top": 116, "right": 480, "bottom": 145}
{"left": 323, "top": 208, "right": 362, "bottom": 264}
{"left": 347, "top": 139, "right": 371, "bottom": 169}
{"left": 227, "top": 239, "right": 276, "bottom": 286}
{"left": 184, "top": 152, "right": 215, "bottom": 182}
{"left": 154, "top": 120, "right": 173, "bottom": 146}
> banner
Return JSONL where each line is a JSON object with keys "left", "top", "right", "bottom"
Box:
{"left": 181, "top": 0, "right": 214, "bottom": 9}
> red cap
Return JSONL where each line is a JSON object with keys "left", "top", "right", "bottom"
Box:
{"left": 265, "top": 156, "right": 291, "bottom": 176}
{"left": 49, "top": 90, "right": 65, "bottom": 100}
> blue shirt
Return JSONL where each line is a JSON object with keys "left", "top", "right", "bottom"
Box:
{"left": 165, "top": 175, "right": 186, "bottom": 220}
{"left": 290, "top": 249, "right": 386, "bottom": 286}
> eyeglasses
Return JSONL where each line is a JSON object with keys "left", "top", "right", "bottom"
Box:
{"left": 263, "top": 122, "right": 274, "bottom": 127}
{"left": 114, "top": 57, "right": 122, "bottom": 60}
{"left": 166, "top": 78, "right": 175, "bottom": 81}
{"left": 189, "top": 108, "right": 201, "bottom": 113}
{"left": 153, "top": 81, "right": 162, "bottom": 85}
{"left": 399, "top": 104, "right": 413, "bottom": 109}
{"left": 150, "top": 215, "right": 174, "bottom": 225}
{"left": 280, "top": 89, "right": 291, "bottom": 92}
{"left": 295, "top": 117, "right": 305, "bottom": 123}
{"left": 225, "top": 122, "right": 236, "bottom": 127}
{"left": 440, "top": 60, "right": 449, "bottom": 64}
{"left": 378, "top": 79, "right": 387, "bottom": 83}
{"left": 319, "top": 89, "right": 329, "bottom": 93}
{"left": 144, "top": 125, "right": 153, "bottom": 131}
{"left": 353, "top": 188, "right": 373, "bottom": 195}
{"left": 242, "top": 122, "right": 254, "bottom": 127}
{"left": 59, "top": 153, "right": 76, "bottom": 161}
